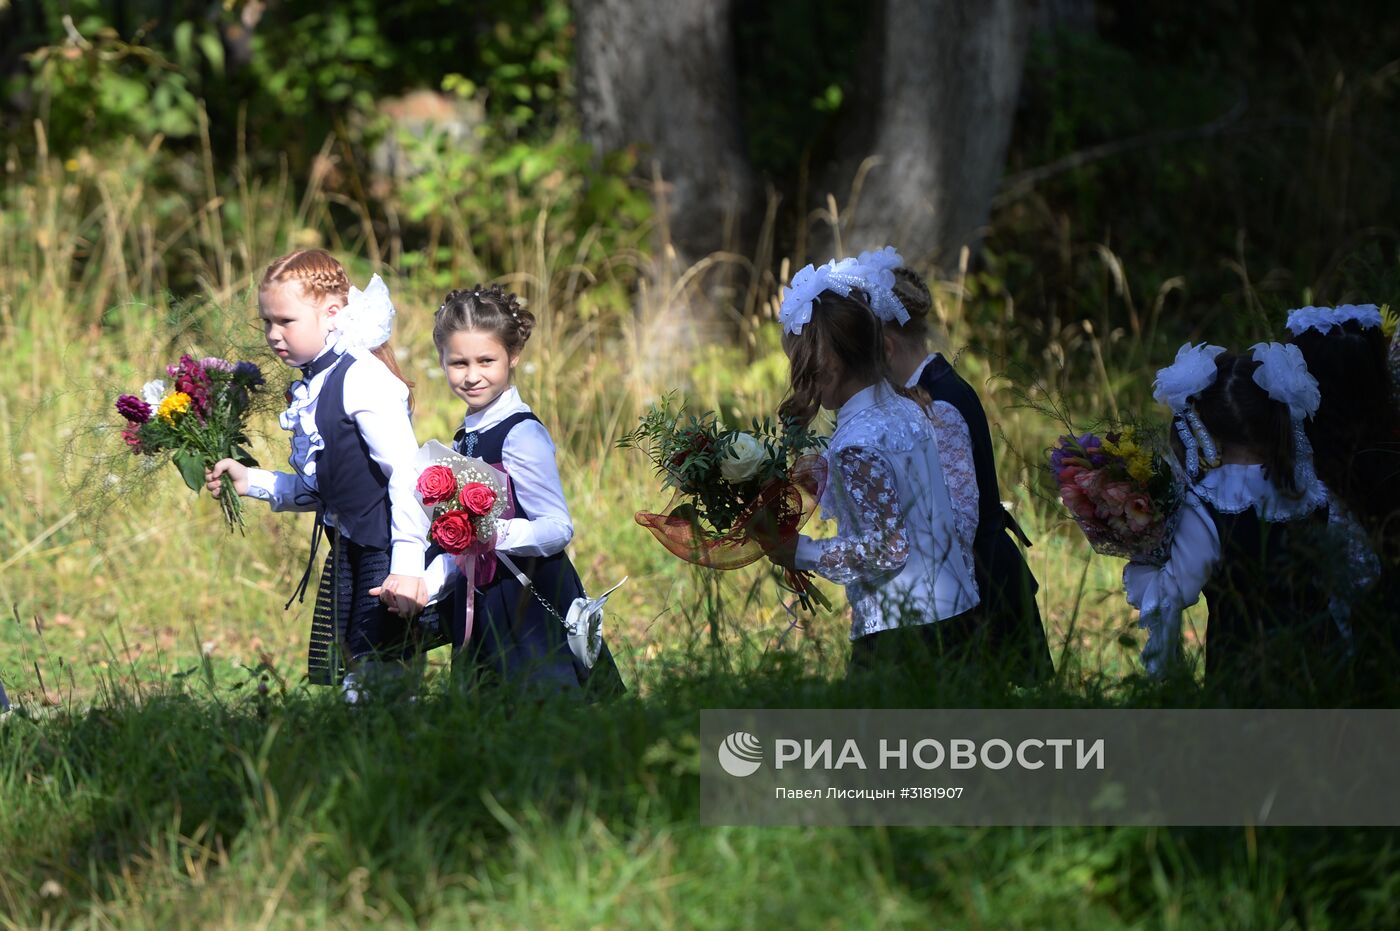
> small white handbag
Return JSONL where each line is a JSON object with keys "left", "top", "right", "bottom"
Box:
{"left": 497, "top": 553, "right": 626, "bottom": 668}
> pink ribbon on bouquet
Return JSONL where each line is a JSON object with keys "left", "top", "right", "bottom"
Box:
{"left": 452, "top": 479, "right": 514, "bottom": 650}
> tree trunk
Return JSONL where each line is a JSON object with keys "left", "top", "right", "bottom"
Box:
{"left": 823, "top": 0, "right": 1031, "bottom": 271}
{"left": 574, "top": 0, "right": 756, "bottom": 264}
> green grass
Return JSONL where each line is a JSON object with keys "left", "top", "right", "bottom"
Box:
{"left": 2, "top": 123, "right": 1394, "bottom": 927}
{"left": 5, "top": 670, "right": 1400, "bottom": 928}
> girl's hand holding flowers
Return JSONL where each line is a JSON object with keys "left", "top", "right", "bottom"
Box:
{"left": 205, "top": 459, "right": 251, "bottom": 497}
{"left": 622, "top": 397, "right": 831, "bottom": 613}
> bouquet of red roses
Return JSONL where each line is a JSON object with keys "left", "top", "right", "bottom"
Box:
{"left": 413, "top": 440, "right": 509, "bottom": 555}
{"left": 620, "top": 397, "right": 831, "bottom": 612}
{"left": 114, "top": 354, "right": 266, "bottom": 531}
{"left": 413, "top": 440, "right": 511, "bottom": 648}
{"left": 1048, "top": 425, "right": 1182, "bottom": 565}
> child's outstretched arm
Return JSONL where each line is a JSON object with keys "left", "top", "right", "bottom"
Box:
{"left": 497, "top": 420, "right": 574, "bottom": 557}
{"left": 344, "top": 359, "right": 431, "bottom": 615}
{"left": 206, "top": 459, "right": 319, "bottom": 511}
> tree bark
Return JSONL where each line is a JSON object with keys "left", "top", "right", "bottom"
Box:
{"left": 574, "top": 0, "right": 756, "bottom": 264}
{"left": 823, "top": 0, "right": 1032, "bottom": 271}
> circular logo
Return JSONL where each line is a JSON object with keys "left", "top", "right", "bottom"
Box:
{"left": 718, "top": 731, "right": 763, "bottom": 777}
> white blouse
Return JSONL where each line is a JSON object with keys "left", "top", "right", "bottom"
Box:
{"left": 1123, "top": 464, "right": 1378, "bottom": 675}
{"left": 794, "top": 383, "right": 980, "bottom": 639}
{"left": 245, "top": 335, "right": 430, "bottom": 578}
{"left": 423, "top": 387, "right": 574, "bottom": 599}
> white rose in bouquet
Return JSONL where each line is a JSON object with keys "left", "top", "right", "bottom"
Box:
{"left": 720, "top": 432, "right": 767, "bottom": 483}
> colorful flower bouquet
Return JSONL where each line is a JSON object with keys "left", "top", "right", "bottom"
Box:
{"left": 1049, "top": 425, "right": 1183, "bottom": 566}
{"left": 114, "top": 354, "right": 266, "bottom": 531}
{"left": 619, "top": 397, "right": 831, "bottom": 611}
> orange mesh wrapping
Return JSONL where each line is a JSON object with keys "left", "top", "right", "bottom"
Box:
{"left": 634, "top": 454, "right": 827, "bottom": 568}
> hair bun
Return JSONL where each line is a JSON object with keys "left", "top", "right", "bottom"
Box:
{"left": 890, "top": 267, "right": 932, "bottom": 320}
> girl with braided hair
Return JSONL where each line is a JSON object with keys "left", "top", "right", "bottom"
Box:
{"left": 421, "top": 284, "right": 624, "bottom": 697}
{"left": 205, "top": 249, "right": 441, "bottom": 700}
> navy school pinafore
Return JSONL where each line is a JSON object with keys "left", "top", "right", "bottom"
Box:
{"left": 293, "top": 351, "right": 449, "bottom": 684}
{"left": 452, "top": 412, "right": 625, "bottom": 697}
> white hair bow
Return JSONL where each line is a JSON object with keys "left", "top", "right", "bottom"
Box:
{"left": 1250, "top": 341, "right": 1320, "bottom": 421}
{"left": 778, "top": 247, "right": 910, "bottom": 335}
{"left": 1284, "top": 304, "right": 1382, "bottom": 337}
{"left": 337, "top": 274, "right": 396, "bottom": 351}
{"left": 779, "top": 262, "right": 850, "bottom": 336}
{"left": 1152, "top": 342, "right": 1226, "bottom": 412}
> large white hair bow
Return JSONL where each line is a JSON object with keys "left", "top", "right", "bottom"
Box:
{"left": 1152, "top": 342, "right": 1226, "bottom": 412}
{"left": 779, "top": 247, "right": 910, "bottom": 335}
{"left": 1250, "top": 341, "right": 1320, "bottom": 421}
{"left": 780, "top": 262, "right": 850, "bottom": 335}
{"left": 337, "top": 274, "right": 396, "bottom": 351}
{"left": 849, "top": 246, "right": 910, "bottom": 326}
{"left": 1284, "top": 304, "right": 1382, "bottom": 336}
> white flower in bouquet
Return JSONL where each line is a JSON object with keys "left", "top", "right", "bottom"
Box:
{"left": 141, "top": 379, "right": 167, "bottom": 406}
{"left": 720, "top": 432, "right": 766, "bottom": 483}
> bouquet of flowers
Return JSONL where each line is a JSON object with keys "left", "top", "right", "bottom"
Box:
{"left": 413, "top": 440, "right": 510, "bottom": 556}
{"left": 114, "top": 354, "right": 266, "bottom": 531}
{"left": 620, "top": 397, "right": 831, "bottom": 611}
{"left": 412, "top": 440, "right": 511, "bottom": 648}
{"left": 1049, "top": 425, "right": 1183, "bottom": 566}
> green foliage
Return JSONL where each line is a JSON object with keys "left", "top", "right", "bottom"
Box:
{"left": 997, "top": 2, "right": 1400, "bottom": 345}
{"left": 22, "top": 20, "right": 213, "bottom": 145}
{"left": 732, "top": 0, "right": 868, "bottom": 177}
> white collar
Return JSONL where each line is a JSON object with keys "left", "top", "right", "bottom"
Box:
{"left": 461, "top": 385, "right": 529, "bottom": 434}
{"left": 833, "top": 382, "right": 912, "bottom": 436}
{"left": 835, "top": 383, "right": 885, "bottom": 425}
{"left": 308, "top": 330, "right": 342, "bottom": 366}
{"left": 1192, "top": 463, "right": 1327, "bottom": 521}
{"left": 905, "top": 353, "right": 938, "bottom": 389}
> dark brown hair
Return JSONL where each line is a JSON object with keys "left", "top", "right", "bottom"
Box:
{"left": 433, "top": 284, "right": 536, "bottom": 357}
{"left": 260, "top": 249, "right": 414, "bottom": 408}
{"left": 1289, "top": 321, "right": 1400, "bottom": 556}
{"left": 888, "top": 266, "right": 934, "bottom": 344}
{"left": 779, "top": 289, "right": 917, "bottom": 426}
{"left": 1194, "top": 352, "right": 1299, "bottom": 495}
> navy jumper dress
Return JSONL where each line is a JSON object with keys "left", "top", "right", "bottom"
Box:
{"left": 296, "top": 352, "right": 448, "bottom": 684}
{"left": 452, "top": 412, "right": 624, "bottom": 697}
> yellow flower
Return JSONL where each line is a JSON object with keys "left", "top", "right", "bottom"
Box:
{"left": 1102, "top": 427, "right": 1140, "bottom": 460}
{"left": 1381, "top": 304, "right": 1397, "bottom": 340}
{"left": 1127, "top": 452, "right": 1154, "bottom": 484}
{"left": 157, "top": 392, "right": 192, "bottom": 425}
